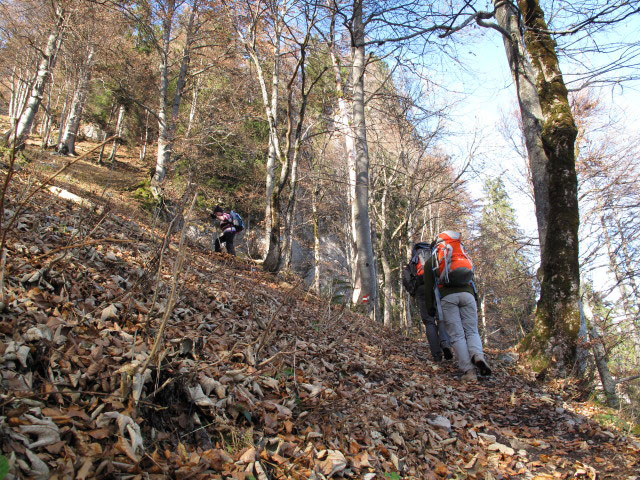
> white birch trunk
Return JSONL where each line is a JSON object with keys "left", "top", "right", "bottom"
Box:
{"left": 312, "top": 186, "right": 321, "bottom": 294}
{"left": 328, "top": 32, "right": 360, "bottom": 304}
{"left": 379, "top": 185, "right": 392, "bottom": 327}
{"left": 263, "top": 36, "right": 281, "bottom": 250}
{"left": 108, "top": 104, "right": 126, "bottom": 162}
{"left": 495, "top": 0, "right": 549, "bottom": 252}
{"left": 60, "top": 46, "right": 95, "bottom": 155}
{"left": 351, "top": 0, "right": 377, "bottom": 310}
{"left": 152, "top": 2, "right": 196, "bottom": 195}
{"left": 98, "top": 102, "right": 116, "bottom": 164}
{"left": 55, "top": 86, "right": 71, "bottom": 149}
{"left": 186, "top": 62, "right": 201, "bottom": 138}
{"left": 140, "top": 110, "right": 150, "bottom": 161}
{"left": 11, "top": 8, "right": 64, "bottom": 148}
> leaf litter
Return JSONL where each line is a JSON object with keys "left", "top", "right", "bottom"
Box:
{"left": 0, "top": 174, "right": 639, "bottom": 479}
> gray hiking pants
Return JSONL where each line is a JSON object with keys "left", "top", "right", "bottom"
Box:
{"left": 440, "top": 291, "right": 484, "bottom": 373}
{"left": 415, "top": 287, "right": 450, "bottom": 360}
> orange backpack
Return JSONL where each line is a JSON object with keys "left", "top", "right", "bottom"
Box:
{"left": 432, "top": 231, "right": 474, "bottom": 286}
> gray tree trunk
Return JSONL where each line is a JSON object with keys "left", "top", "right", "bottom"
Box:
{"left": 280, "top": 153, "right": 299, "bottom": 271}
{"left": 518, "top": 0, "right": 581, "bottom": 377}
{"left": 583, "top": 300, "right": 619, "bottom": 408}
{"left": 601, "top": 212, "right": 640, "bottom": 362}
{"left": 263, "top": 35, "right": 281, "bottom": 254}
{"left": 312, "top": 186, "right": 321, "bottom": 294}
{"left": 108, "top": 104, "right": 126, "bottom": 162}
{"left": 140, "top": 110, "right": 149, "bottom": 161}
{"left": 10, "top": 7, "right": 65, "bottom": 148}
{"left": 98, "top": 102, "right": 116, "bottom": 164}
{"left": 495, "top": 0, "right": 549, "bottom": 252}
{"left": 60, "top": 46, "right": 95, "bottom": 155}
{"left": 351, "top": 0, "right": 377, "bottom": 310}
{"left": 152, "top": 2, "right": 196, "bottom": 195}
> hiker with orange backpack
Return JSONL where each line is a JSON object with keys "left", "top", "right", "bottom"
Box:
{"left": 402, "top": 242, "right": 453, "bottom": 362}
{"left": 422, "top": 231, "right": 491, "bottom": 382}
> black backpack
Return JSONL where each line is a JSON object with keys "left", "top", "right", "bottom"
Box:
{"left": 401, "top": 242, "right": 432, "bottom": 296}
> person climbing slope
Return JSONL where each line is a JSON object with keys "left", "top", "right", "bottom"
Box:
{"left": 402, "top": 242, "right": 453, "bottom": 362}
{"left": 211, "top": 205, "right": 236, "bottom": 256}
{"left": 423, "top": 231, "right": 492, "bottom": 382}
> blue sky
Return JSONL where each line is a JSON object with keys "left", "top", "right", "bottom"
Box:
{"left": 434, "top": 19, "right": 640, "bottom": 244}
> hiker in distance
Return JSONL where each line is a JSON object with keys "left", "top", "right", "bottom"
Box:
{"left": 423, "top": 231, "right": 492, "bottom": 382}
{"left": 211, "top": 206, "right": 238, "bottom": 256}
{"left": 402, "top": 242, "right": 453, "bottom": 362}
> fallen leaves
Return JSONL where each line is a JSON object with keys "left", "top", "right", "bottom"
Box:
{"left": 1, "top": 175, "right": 638, "bottom": 480}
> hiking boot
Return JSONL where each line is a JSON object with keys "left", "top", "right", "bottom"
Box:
{"left": 433, "top": 353, "right": 443, "bottom": 363}
{"left": 473, "top": 356, "right": 492, "bottom": 376}
{"left": 461, "top": 370, "right": 477, "bottom": 382}
{"left": 442, "top": 347, "right": 453, "bottom": 360}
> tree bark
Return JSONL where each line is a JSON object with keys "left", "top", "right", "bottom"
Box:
{"left": 98, "top": 102, "right": 116, "bottom": 164}
{"left": 59, "top": 46, "right": 95, "bottom": 155}
{"left": 582, "top": 300, "right": 620, "bottom": 408}
{"left": 351, "top": 0, "right": 377, "bottom": 311}
{"left": 330, "top": 58, "right": 359, "bottom": 304}
{"left": 518, "top": 0, "right": 581, "bottom": 377}
{"left": 152, "top": 2, "right": 196, "bottom": 196}
{"left": 601, "top": 212, "right": 640, "bottom": 362}
{"left": 140, "top": 110, "right": 150, "bottom": 161}
{"left": 263, "top": 29, "right": 281, "bottom": 255}
{"left": 280, "top": 152, "right": 299, "bottom": 271}
{"left": 312, "top": 186, "right": 321, "bottom": 294}
{"left": 495, "top": 0, "right": 549, "bottom": 252}
{"left": 108, "top": 104, "right": 126, "bottom": 163}
{"left": 9, "top": 7, "right": 65, "bottom": 148}
{"left": 379, "top": 184, "right": 392, "bottom": 327}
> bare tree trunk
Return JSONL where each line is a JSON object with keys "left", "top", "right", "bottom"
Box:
{"left": 281, "top": 155, "right": 299, "bottom": 270}
{"left": 108, "top": 104, "right": 126, "bottom": 163}
{"left": 495, "top": 0, "right": 549, "bottom": 252}
{"left": 583, "top": 300, "right": 620, "bottom": 407}
{"left": 481, "top": 292, "right": 488, "bottom": 346}
{"left": 152, "top": 2, "right": 196, "bottom": 196}
{"left": 55, "top": 85, "right": 72, "bottom": 150}
{"left": 8, "top": 61, "right": 34, "bottom": 135}
{"left": 576, "top": 298, "right": 590, "bottom": 379}
{"left": 10, "top": 7, "right": 65, "bottom": 148}
{"left": 140, "top": 110, "right": 150, "bottom": 161}
{"left": 98, "top": 102, "right": 116, "bottom": 164}
{"left": 40, "top": 82, "right": 54, "bottom": 149}
{"left": 601, "top": 213, "right": 640, "bottom": 362}
{"left": 518, "top": 0, "right": 581, "bottom": 377}
{"left": 263, "top": 34, "right": 281, "bottom": 253}
{"left": 185, "top": 61, "right": 201, "bottom": 138}
{"left": 312, "top": 186, "right": 321, "bottom": 294}
{"left": 59, "top": 46, "right": 95, "bottom": 155}
{"left": 351, "top": 0, "right": 377, "bottom": 310}
{"left": 379, "top": 185, "right": 392, "bottom": 327}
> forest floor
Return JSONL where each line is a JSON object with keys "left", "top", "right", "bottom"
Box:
{"left": 1, "top": 135, "right": 639, "bottom": 479}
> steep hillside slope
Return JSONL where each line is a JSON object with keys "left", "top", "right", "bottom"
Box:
{"left": 1, "top": 153, "right": 639, "bottom": 479}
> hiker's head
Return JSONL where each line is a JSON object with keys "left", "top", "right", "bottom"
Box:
{"left": 213, "top": 205, "right": 223, "bottom": 218}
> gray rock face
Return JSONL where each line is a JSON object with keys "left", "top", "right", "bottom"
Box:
{"left": 79, "top": 123, "right": 106, "bottom": 142}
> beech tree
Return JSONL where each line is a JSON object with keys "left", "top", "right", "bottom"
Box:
{"left": 2, "top": 1, "right": 67, "bottom": 149}
{"left": 230, "top": 0, "right": 325, "bottom": 272}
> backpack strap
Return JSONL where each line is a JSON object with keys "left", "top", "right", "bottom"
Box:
{"left": 433, "top": 270, "right": 444, "bottom": 321}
